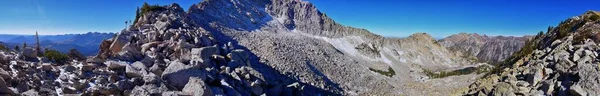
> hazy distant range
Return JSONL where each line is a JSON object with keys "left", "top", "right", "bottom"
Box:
{"left": 0, "top": 32, "right": 115, "bottom": 56}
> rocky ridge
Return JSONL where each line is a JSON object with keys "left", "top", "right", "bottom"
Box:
{"left": 439, "top": 33, "right": 532, "bottom": 64}
{"left": 0, "top": 0, "right": 502, "bottom": 95}
{"left": 464, "top": 10, "right": 600, "bottom": 96}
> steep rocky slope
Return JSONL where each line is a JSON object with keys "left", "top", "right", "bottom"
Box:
{"left": 0, "top": 0, "right": 490, "bottom": 95}
{"left": 464, "top": 11, "right": 600, "bottom": 96}
{"left": 439, "top": 33, "right": 532, "bottom": 64}
{"left": 93, "top": 0, "right": 486, "bottom": 95}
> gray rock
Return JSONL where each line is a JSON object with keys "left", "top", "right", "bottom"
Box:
{"left": 190, "top": 46, "right": 219, "bottom": 68}
{"left": 116, "top": 80, "right": 134, "bottom": 90}
{"left": 21, "top": 89, "right": 39, "bottom": 96}
{"left": 21, "top": 47, "right": 38, "bottom": 59}
{"left": 492, "top": 82, "right": 516, "bottom": 96}
{"left": 105, "top": 61, "right": 127, "bottom": 71}
{"left": 126, "top": 61, "right": 148, "bottom": 78}
{"left": 161, "top": 61, "right": 207, "bottom": 89}
{"left": 162, "top": 91, "right": 190, "bottom": 96}
{"left": 540, "top": 80, "right": 555, "bottom": 95}
{"left": 130, "top": 84, "right": 169, "bottom": 96}
{"left": 182, "top": 77, "right": 213, "bottom": 96}
{"left": 228, "top": 49, "right": 249, "bottom": 67}
{"left": 569, "top": 84, "right": 587, "bottom": 96}
{"left": 220, "top": 79, "right": 242, "bottom": 96}
{"left": 250, "top": 80, "right": 263, "bottom": 95}
{"left": 526, "top": 69, "right": 543, "bottom": 86}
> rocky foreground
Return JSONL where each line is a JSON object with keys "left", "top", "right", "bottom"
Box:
{"left": 464, "top": 11, "right": 600, "bottom": 96}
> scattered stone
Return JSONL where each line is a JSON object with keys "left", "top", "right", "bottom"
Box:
{"left": 182, "top": 77, "right": 213, "bottom": 96}
{"left": 161, "top": 61, "right": 207, "bottom": 89}
{"left": 569, "top": 84, "right": 587, "bottom": 96}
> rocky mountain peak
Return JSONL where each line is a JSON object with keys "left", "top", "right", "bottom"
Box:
{"left": 406, "top": 33, "right": 436, "bottom": 43}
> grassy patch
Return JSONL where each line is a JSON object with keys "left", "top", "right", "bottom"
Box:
{"left": 424, "top": 65, "right": 491, "bottom": 78}
{"left": 369, "top": 67, "right": 396, "bottom": 77}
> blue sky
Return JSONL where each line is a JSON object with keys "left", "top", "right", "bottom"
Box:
{"left": 1, "top": 0, "right": 599, "bottom": 38}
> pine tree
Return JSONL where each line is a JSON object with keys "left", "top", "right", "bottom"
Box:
{"left": 14, "top": 45, "right": 20, "bottom": 51}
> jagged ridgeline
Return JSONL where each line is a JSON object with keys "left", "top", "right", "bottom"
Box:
{"left": 465, "top": 11, "right": 600, "bottom": 95}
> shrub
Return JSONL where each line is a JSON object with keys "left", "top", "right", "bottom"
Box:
{"left": 43, "top": 49, "right": 69, "bottom": 64}
{"left": 369, "top": 67, "right": 396, "bottom": 77}
{"left": 574, "top": 29, "right": 593, "bottom": 44}
{"left": 423, "top": 65, "right": 490, "bottom": 78}
{"left": 589, "top": 14, "right": 599, "bottom": 21}
{"left": 0, "top": 44, "right": 8, "bottom": 52}
{"left": 134, "top": 2, "right": 165, "bottom": 24}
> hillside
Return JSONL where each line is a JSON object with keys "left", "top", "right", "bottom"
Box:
{"left": 439, "top": 33, "right": 532, "bottom": 64}
{"left": 0, "top": 32, "right": 114, "bottom": 56}
{"left": 464, "top": 10, "right": 600, "bottom": 96}
{"left": 91, "top": 0, "right": 488, "bottom": 95}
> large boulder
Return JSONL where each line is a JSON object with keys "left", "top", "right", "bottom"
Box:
{"left": 0, "top": 77, "right": 14, "bottom": 94}
{"left": 21, "top": 47, "right": 37, "bottom": 60}
{"left": 227, "top": 49, "right": 249, "bottom": 67}
{"left": 161, "top": 60, "right": 207, "bottom": 89}
{"left": 182, "top": 77, "right": 213, "bottom": 96}
{"left": 115, "top": 43, "right": 144, "bottom": 62}
{"left": 126, "top": 62, "right": 149, "bottom": 78}
{"left": 190, "top": 46, "right": 219, "bottom": 67}
{"left": 109, "top": 33, "right": 131, "bottom": 54}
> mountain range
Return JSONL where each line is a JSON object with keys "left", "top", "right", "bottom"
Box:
{"left": 0, "top": 0, "right": 596, "bottom": 96}
{"left": 0, "top": 32, "right": 115, "bottom": 56}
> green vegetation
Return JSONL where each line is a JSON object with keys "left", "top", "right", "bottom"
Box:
{"left": 14, "top": 45, "right": 20, "bottom": 51}
{"left": 589, "top": 14, "right": 599, "bottom": 21}
{"left": 133, "top": 2, "right": 165, "bottom": 24}
{"left": 43, "top": 49, "right": 69, "bottom": 64}
{"left": 369, "top": 67, "right": 396, "bottom": 77}
{"left": 0, "top": 44, "right": 8, "bottom": 51}
{"left": 424, "top": 65, "right": 491, "bottom": 78}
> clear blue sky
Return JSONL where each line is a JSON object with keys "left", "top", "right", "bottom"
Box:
{"left": 1, "top": 0, "right": 599, "bottom": 38}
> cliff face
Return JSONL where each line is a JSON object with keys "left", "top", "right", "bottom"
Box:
{"left": 439, "top": 33, "right": 532, "bottom": 64}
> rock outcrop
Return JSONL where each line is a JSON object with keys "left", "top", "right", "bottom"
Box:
{"left": 464, "top": 10, "right": 600, "bottom": 96}
{"left": 439, "top": 33, "right": 532, "bottom": 64}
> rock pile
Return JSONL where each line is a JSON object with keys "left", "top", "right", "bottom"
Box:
{"left": 464, "top": 36, "right": 600, "bottom": 96}
{"left": 0, "top": 3, "right": 309, "bottom": 96}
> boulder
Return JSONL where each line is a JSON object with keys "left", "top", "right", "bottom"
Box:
{"left": 526, "top": 69, "right": 543, "bottom": 86}
{"left": 191, "top": 46, "right": 219, "bottom": 66}
{"left": 105, "top": 61, "right": 127, "bottom": 71}
{"left": 182, "top": 77, "right": 213, "bottom": 96}
{"left": 250, "top": 80, "right": 263, "bottom": 95}
{"left": 116, "top": 43, "right": 144, "bottom": 62}
{"left": 21, "top": 47, "right": 37, "bottom": 59}
{"left": 492, "top": 82, "right": 516, "bottom": 96}
{"left": 161, "top": 61, "right": 207, "bottom": 89}
{"left": 227, "top": 49, "right": 249, "bottom": 67}
{"left": 109, "top": 33, "right": 130, "bottom": 54}
{"left": 130, "top": 84, "right": 169, "bottom": 96}
{"left": 126, "top": 62, "right": 148, "bottom": 78}
{"left": 569, "top": 84, "right": 587, "bottom": 96}
{"left": 220, "top": 79, "right": 242, "bottom": 96}
{"left": 0, "top": 77, "right": 14, "bottom": 94}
